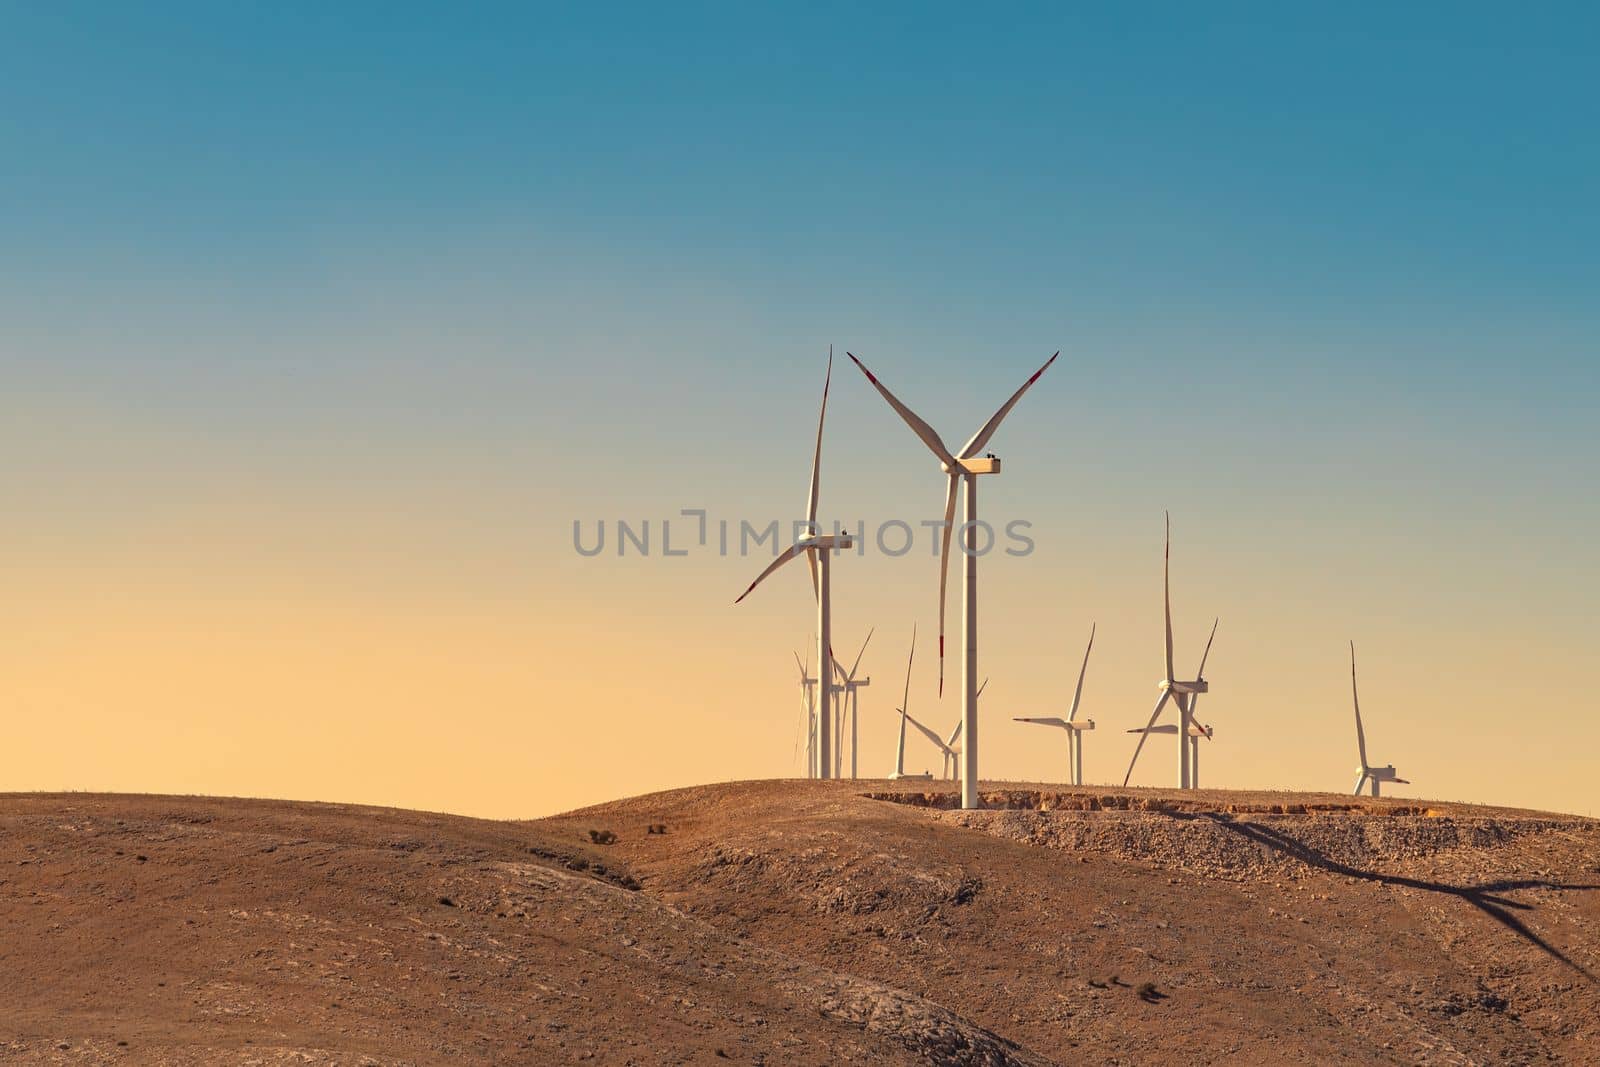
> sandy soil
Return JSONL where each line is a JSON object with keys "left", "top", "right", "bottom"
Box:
{"left": 2, "top": 782, "right": 1597, "bottom": 1064}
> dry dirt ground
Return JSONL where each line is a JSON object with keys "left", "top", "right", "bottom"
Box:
{"left": 2, "top": 782, "right": 1598, "bottom": 1064}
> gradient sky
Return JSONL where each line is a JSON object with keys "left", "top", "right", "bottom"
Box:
{"left": 3, "top": 5, "right": 1597, "bottom": 817}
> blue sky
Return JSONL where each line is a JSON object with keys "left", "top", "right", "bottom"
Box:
{"left": 2, "top": 5, "right": 1598, "bottom": 814}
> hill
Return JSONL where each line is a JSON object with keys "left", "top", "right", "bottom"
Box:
{"left": 2, "top": 782, "right": 1597, "bottom": 1063}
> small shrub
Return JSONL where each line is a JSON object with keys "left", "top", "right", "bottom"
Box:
{"left": 588, "top": 829, "right": 618, "bottom": 845}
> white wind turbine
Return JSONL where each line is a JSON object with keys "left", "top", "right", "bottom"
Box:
{"left": 1350, "top": 641, "right": 1409, "bottom": 797}
{"left": 848, "top": 350, "right": 1059, "bottom": 809}
{"left": 831, "top": 630, "right": 873, "bottom": 779}
{"left": 941, "top": 678, "right": 988, "bottom": 780}
{"left": 1014, "top": 623, "right": 1097, "bottom": 786}
{"left": 1182, "top": 653, "right": 1217, "bottom": 787}
{"left": 1123, "top": 514, "right": 1218, "bottom": 789}
{"left": 736, "top": 350, "right": 852, "bottom": 779}
{"left": 793, "top": 649, "right": 820, "bottom": 778}
{"left": 889, "top": 624, "right": 934, "bottom": 780}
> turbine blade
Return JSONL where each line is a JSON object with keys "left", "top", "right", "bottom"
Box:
{"left": 936, "top": 472, "right": 959, "bottom": 696}
{"left": 901, "top": 624, "right": 916, "bottom": 716}
{"left": 734, "top": 542, "right": 809, "bottom": 603}
{"left": 848, "top": 627, "right": 875, "bottom": 681}
{"left": 1068, "top": 622, "right": 1095, "bottom": 722}
{"left": 807, "top": 548, "right": 820, "bottom": 601}
{"left": 1194, "top": 617, "right": 1218, "bottom": 679}
{"left": 805, "top": 348, "right": 831, "bottom": 529}
{"left": 1353, "top": 771, "right": 1368, "bottom": 796}
{"left": 1351, "top": 641, "right": 1369, "bottom": 770}
{"left": 1123, "top": 691, "right": 1171, "bottom": 787}
{"left": 794, "top": 650, "right": 807, "bottom": 679}
{"left": 905, "top": 712, "right": 955, "bottom": 755}
{"left": 957, "top": 351, "right": 1060, "bottom": 459}
{"left": 846, "top": 352, "right": 955, "bottom": 467}
{"left": 1163, "top": 512, "right": 1175, "bottom": 683}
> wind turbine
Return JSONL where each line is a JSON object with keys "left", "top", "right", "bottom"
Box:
{"left": 1123, "top": 514, "right": 1218, "bottom": 789}
{"left": 735, "top": 350, "right": 852, "bottom": 779}
{"left": 1350, "top": 641, "right": 1408, "bottom": 797}
{"left": 848, "top": 350, "right": 1059, "bottom": 809}
{"left": 1014, "top": 623, "right": 1097, "bottom": 786}
{"left": 1182, "top": 652, "right": 1218, "bottom": 787}
{"left": 832, "top": 629, "right": 873, "bottom": 779}
{"left": 793, "top": 649, "right": 819, "bottom": 778}
{"left": 889, "top": 624, "right": 933, "bottom": 780}
{"left": 903, "top": 713, "right": 956, "bottom": 780}
{"left": 942, "top": 678, "right": 988, "bottom": 780}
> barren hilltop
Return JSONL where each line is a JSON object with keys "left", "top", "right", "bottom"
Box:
{"left": 3, "top": 782, "right": 1597, "bottom": 1064}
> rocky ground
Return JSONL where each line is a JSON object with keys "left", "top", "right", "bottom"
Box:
{"left": 2, "top": 782, "right": 1597, "bottom": 1063}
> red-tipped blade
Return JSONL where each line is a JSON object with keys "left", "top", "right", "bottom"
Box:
{"left": 846, "top": 352, "right": 956, "bottom": 467}
{"left": 956, "top": 350, "right": 1059, "bottom": 459}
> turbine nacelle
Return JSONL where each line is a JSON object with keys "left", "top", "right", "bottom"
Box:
{"left": 939, "top": 455, "right": 1002, "bottom": 476}
{"left": 1159, "top": 679, "right": 1209, "bottom": 695}
{"left": 798, "top": 533, "right": 854, "bottom": 552}
{"left": 1014, "top": 716, "right": 1095, "bottom": 732}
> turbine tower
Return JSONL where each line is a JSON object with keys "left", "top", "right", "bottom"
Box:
{"left": 1123, "top": 514, "right": 1218, "bottom": 789}
{"left": 1351, "top": 642, "right": 1409, "bottom": 797}
{"left": 735, "top": 350, "right": 852, "bottom": 779}
{"left": 848, "top": 350, "right": 1058, "bottom": 809}
{"left": 1014, "top": 623, "right": 1097, "bottom": 786}
{"left": 889, "top": 624, "right": 933, "bottom": 780}
{"left": 831, "top": 629, "right": 873, "bottom": 779}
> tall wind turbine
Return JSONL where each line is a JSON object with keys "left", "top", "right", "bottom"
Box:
{"left": 832, "top": 629, "right": 873, "bottom": 779}
{"left": 1123, "top": 514, "right": 1218, "bottom": 789}
{"left": 1014, "top": 623, "right": 1097, "bottom": 786}
{"left": 848, "top": 351, "right": 1059, "bottom": 809}
{"left": 735, "top": 350, "right": 852, "bottom": 779}
{"left": 793, "top": 649, "right": 819, "bottom": 778}
{"left": 1351, "top": 642, "right": 1408, "bottom": 797}
{"left": 889, "top": 624, "right": 933, "bottom": 780}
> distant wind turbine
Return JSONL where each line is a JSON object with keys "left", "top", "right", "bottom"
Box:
{"left": 942, "top": 679, "right": 988, "bottom": 780}
{"left": 889, "top": 624, "right": 933, "bottom": 780}
{"left": 793, "top": 648, "right": 819, "bottom": 778}
{"left": 1123, "top": 514, "right": 1218, "bottom": 789}
{"left": 735, "top": 350, "right": 853, "bottom": 779}
{"left": 848, "top": 350, "right": 1059, "bottom": 809}
{"left": 1014, "top": 623, "right": 1097, "bottom": 786}
{"left": 831, "top": 629, "right": 873, "bottom": 779}
{"left": 1351, "top": 642, "right": 1409, "bottom": 797}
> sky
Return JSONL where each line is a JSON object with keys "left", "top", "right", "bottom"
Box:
{"left": 2, "top": 4, "right": 1597, "bottom": 817}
